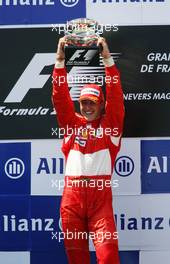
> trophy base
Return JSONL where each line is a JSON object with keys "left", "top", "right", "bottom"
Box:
{"left": 65, "top": 46, "right": 100, "bottom": 67}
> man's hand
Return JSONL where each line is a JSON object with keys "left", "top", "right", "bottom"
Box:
{"left": 56, "top": 37, "right": 67, "bottom": 62}
{"left": 97, "top": 37, "right": 111, "bottom": 59}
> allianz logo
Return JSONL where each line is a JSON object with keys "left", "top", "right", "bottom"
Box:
{"left": 4, "top": 157, "right": 65, "bottom": 179}
{"left": 115, "top": 155, "right": 169, "bottom": 176}
{"left": 147, "top": 156, "right": 169, "bottom": 173}
{"left": 1, "top": 215, "right": 54, "bottom": 232}
{"left": 0, "top": 0, "right": 79, "bottom": 7}
{"left": 5, "top": 158, "right": 25, "bottom": 179}
{"left": 37, "top": 158, "right": 64, "bottom": 175}
{"left": 114, "top": 213, "right": 165, "bottom": 230}
{"left": 115, "top": 156, "right": 134, "bottom": 177}
{"left": 60, "top": 0, "right": 79, "bottom": 7}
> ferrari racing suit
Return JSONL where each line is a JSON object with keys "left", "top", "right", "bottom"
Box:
{"left": 52, "top": 57, "right": 125, "bottom": 264}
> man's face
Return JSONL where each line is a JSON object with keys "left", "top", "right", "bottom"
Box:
{"left": 80, "top": 99, "right": 104, "bottom": 121}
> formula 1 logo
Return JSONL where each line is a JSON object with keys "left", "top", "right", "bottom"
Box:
{"left": 4, "top": 53, "right": 55, "bottom": 103}
{"left": 65, "top": 48, "right": 99, "bottom": 66}
{"left": 60, "top": 0, "right": 79, "bottom": 7}
{"left": 3, "top": 52, "right": 120, "bottom": 104}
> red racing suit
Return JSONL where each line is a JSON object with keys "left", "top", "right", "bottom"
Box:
{"left": 52, "top": 62, "right": 125, "bottom": 264}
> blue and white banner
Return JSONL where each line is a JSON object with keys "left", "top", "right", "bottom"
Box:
{"left": 1, "top": 0, "right": 170, "bottom": 26}
{"left": 0, "top": 0, "right": 86, "bottom": 25}
{"left": 1, "top": 139, "right": 170, "bottom": 251}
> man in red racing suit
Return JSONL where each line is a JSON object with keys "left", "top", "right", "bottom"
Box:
{"left": 52, "top": 37, "right": 125, "bottom": 264}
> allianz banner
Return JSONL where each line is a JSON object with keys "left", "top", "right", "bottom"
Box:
{"left": 0, "top": 0, "right": 86, "bottom": 25}
{"left": 0, "top": 26, "right": 170, "bottom": 139}
{"left": 0, "top": 0, "right": 170, "bottom": 26}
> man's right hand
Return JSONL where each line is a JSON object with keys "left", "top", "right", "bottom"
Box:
{"left": 56, "top": 37, "right": 67, "bottom": 62}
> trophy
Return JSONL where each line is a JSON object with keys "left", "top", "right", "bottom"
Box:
{"left": 64, "top": 18, "right": 101, "bottom": 67}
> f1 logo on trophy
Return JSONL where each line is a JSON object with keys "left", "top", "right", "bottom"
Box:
{"left": 64, "top": 18, "right": 101, "bottom": 67}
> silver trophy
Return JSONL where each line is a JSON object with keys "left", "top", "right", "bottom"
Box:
{"left": 64, "top": 18, "right": 101, "bottom": 66}
{"left": 65, "top": 18, "right": 100, "bottom": 47}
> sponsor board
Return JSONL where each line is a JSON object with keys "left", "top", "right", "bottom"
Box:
{"left": 0, "top": 26, "right": 170, "bottom": 139}
{"left": 0, "top": 139, "right": 141, "bottom": 196}
{"left": 12, "top": 139, "right": 141, "bottom": 196}
{"left": 0, "top": 138, "right": 170, "bottom": 261}
{"left": 28, "top": 139, "right": 141, "bottom": 196}
{"left": 1, "top": 0, "right": 169, "bottom": 26}
{"left": 0, "top": 0, "right": 85, "bottom": 25}
{"left": 1, "top": 193, "right": 170, "bottom": 251}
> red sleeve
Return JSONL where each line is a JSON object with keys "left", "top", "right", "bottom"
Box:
{"left": 52, "top": 67, "right": 77, "bottom": 129}
{"left": 104, "top": 64, "right": 125, "bottom": 137}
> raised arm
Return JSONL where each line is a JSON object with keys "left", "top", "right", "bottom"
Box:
{"left": 52, "top": 37, "right": 76, "bottom": 129}
{"left": 98, "top": 38, "right": 125, "bottom": 137}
